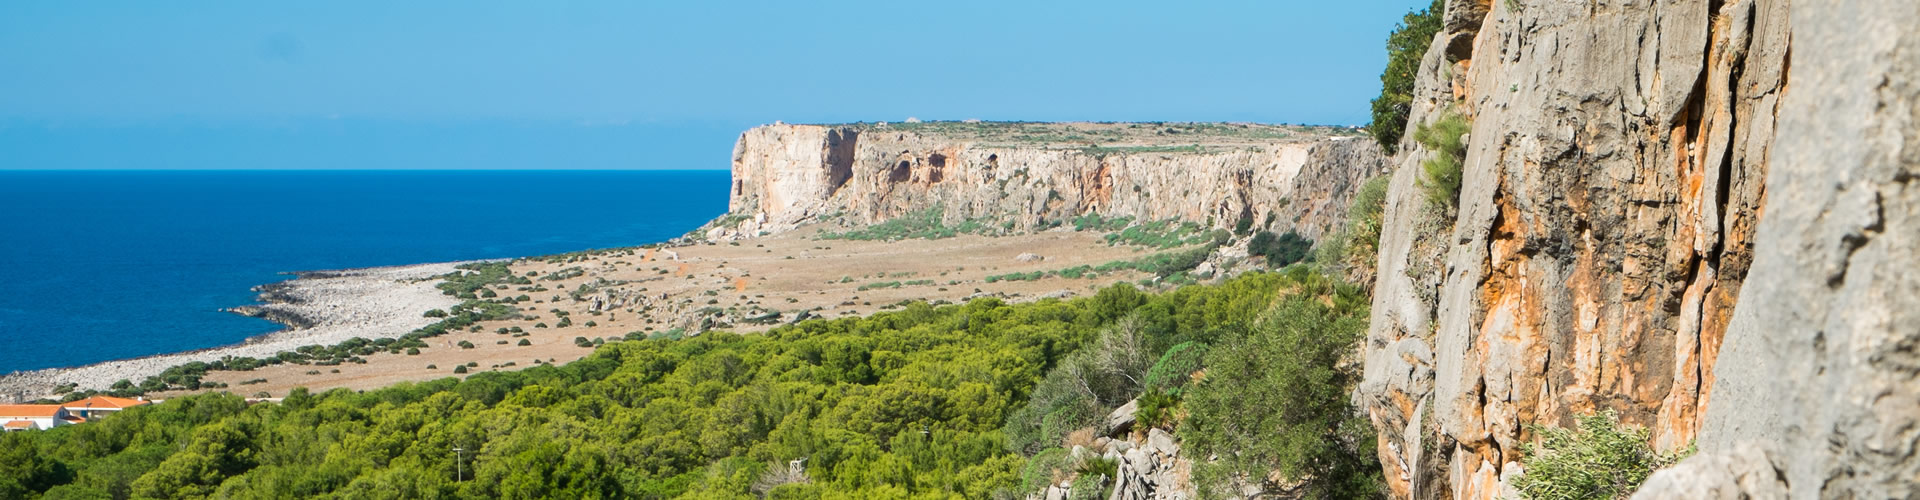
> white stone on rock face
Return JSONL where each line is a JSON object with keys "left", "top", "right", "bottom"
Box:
{"left": 1193, "top": 262, "right": 1216, "bottom": 278}
{"left": 1105, "top": 399, "right": 1138, "bottom": 436}
{"left": 1110, "top": 440, "right": 1133, "bottom": 453}
{"left": 1070, "top": 445, "right": 1086, "bottom": 460}
{"left": 1629, "top": 443, "right": 1786, "bottom": 499}
{"left": 1124, "top": 448, "right": 1153, "bottom": 476}
{"left": 1146, "top": 428, "right": 1178, "bottom": 455}
{"left": 1015, "top": 252, "right": 1045, "bottom": 262}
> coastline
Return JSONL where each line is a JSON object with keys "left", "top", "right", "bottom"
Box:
{"left": 0, "top": 262, "right": 466, "bottom": 403}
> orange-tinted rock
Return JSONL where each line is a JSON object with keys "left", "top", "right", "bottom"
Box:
{"left": 1358, "top": 0, "right": 1790, "bottom": 497}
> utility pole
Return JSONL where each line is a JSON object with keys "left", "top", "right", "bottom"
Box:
{"left": 453, "top": 447, "right": 465, "bottom": 482}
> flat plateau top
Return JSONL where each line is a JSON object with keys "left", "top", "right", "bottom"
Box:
{"left": 815, "top": 121, "right": 1367, "bottom": 150}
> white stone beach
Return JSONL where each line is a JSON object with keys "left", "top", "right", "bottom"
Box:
{"left": 0, "top": 262, "right": 465, "bottom": 402}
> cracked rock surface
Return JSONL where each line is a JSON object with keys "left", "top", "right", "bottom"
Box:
{"left": 1644, "top": 0, "right": 1920, "bottom": 497}
{"left": 1357, "top": 0, "right": 1790, "bottom": 497}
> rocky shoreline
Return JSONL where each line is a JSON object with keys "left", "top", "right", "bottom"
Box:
{"left": 0, "top": 262, "right": 469, "bottom": 403}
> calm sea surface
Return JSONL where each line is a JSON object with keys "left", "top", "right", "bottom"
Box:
{"left": 0, "top": 170, "right": 729, "bottom": 373}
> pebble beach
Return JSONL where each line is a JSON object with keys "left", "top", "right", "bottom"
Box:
{"left": 0, "top": 262, "right": 465, "bottom": 403}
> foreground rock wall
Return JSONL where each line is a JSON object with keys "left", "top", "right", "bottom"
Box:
{"left": 1358, "top": 0, "right": 1790, "bottom": 497}
{"left": 719, "top": 124, "right": 1386, "bottom": 240}
{"left": 1635, "top": 0, "right": 1920, "bottom": 497}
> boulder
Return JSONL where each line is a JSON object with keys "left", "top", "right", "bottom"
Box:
{"left": 1145, "top": 428, "right": 1178, "bottom": 456}
{"left": 1104, "top": 399, "right": 1138, "bottom": 436}
{"left": 1629, "top": 443, "right": 1787, "bottom": 499}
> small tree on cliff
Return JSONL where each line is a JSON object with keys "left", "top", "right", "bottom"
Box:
{"left": 1370, "top": 0, "right": 1445, "bottom": 155}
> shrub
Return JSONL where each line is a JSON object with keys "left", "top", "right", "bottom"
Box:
{"left": 423, "top": 309, "right": 448, "bottom": 318}
{"left": 1249, "top": 231, "right": 1313, "bottom": 267}
{"left": 456, "top": 341, "right": 475, "bottom": 349}
{"left": 1068, "top": 461, "right": 1115, "bottom": 500}
{"left": 1135, "top": 388, "right": 1182, "bottom": 430}
{"left": 406, "top": 348, "right": 420, "bottom": 356}
{"left": 1512, "top": 411, "right": 1691, "bottom": 500}
{"left": 1414, "top": 109, "right": 1470, "bottom": 212}
{"left": 517, "top": 339, "right": 531, "bottom": 346}
{"left": 1181, "top": 272, "right": 1381, "bottom": 498}
{"left": 1143, "top": 341, "right": 1208, "bottom": 392}
{"left": 1369, "top": 0, "right": 1444, "bottom": 155}
{"left": 1020, "top": 448, "right": 1073, "bottom": 493}
{"left": 453, "top": 365, "right": 468, "bottom": 374}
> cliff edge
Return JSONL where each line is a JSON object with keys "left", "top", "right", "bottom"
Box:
{"left": 711, "top": 121, "right": 1386, "bottom": 242}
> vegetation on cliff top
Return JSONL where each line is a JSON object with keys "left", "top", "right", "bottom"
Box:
{"left": 1370, "top": 0, "right": 1444, "bottom": 155}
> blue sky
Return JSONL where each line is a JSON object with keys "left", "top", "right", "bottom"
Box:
{"left": 0, "top": 1, "right": 1431, "bottom": 170}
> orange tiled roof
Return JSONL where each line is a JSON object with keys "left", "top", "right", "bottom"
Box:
{"left": 3, "top": 421, "right": 32, "bottom": 429}
{"left": 62, "top": 396, "right": 149, "bottom": 410}
{"left": 0, "top": 404, "right": 63, "bottom": 418}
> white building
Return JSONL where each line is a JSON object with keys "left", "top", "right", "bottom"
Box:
{"left": 0, "top": 404, "right": 80, "bottom": 431}
{"left": 61, "top": 395, "right": 150, "bottom": 420}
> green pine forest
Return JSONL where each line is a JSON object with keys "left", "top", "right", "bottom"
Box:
{"left": 0, "top": 269, "right": 1378, "bottom": 499}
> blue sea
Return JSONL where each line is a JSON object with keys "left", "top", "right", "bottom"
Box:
{"left": 0, "top": 170, "right": 729, "bottom": 373}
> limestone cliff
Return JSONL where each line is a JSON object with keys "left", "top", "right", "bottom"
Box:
{"left": 1636, "top": 0, "right": 1920, "bottom": 497}
{"left": 710, "top": 122, "right": 1386, "bottom": 241}
{"left": 1357, "top": 0, "right": 1790, "bottom": 498}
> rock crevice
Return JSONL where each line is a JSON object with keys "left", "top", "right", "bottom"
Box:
{"left": 1358, "top": 0, "right": 1790, "bottom": 497}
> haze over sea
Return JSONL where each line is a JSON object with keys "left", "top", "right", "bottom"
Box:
{"left": 0, "top": 170, "right": 728, "bottom": 373}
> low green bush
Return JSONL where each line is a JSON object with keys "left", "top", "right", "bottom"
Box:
{"left": 1135, "top": 389, "right": 1181, "bottom": 431}
{"left": 1315, "top": 175, "right": 1392, "bottom": 275}
{"left": 1143, "top": 341, "right": 1208, "bottom": 392}
{"left": 1249, "top": 231, "right": 1313, "bottom": 267}
{"left": 1414, "top": 109, "right": 1470, "bottom": 212}
{"left": 1021, "top": 448, "right": 1073, "bottom": 493}
{"left": 1513, "top": 411, "right": 1691, "bottom": 500}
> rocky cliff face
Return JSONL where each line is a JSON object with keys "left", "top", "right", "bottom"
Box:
{"left": 712, "top": 122, "right": 1386, "bottom": 241}
{"left": 1358, "top": 0, "right": 1791, "bottom": 498}
{"left": 1636, "top": 1, "right": 1920, "bottom": 497}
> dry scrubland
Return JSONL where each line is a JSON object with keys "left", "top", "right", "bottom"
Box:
{"left": 173, "top": 225, "right": 1182, "bottom": 397}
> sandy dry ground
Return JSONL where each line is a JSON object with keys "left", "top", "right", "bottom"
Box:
{"left": 166, "top": 226, "right": 1171, "bottom": 398}
{"left": 0, "top": 263, "right": 465, "bottom": 402}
